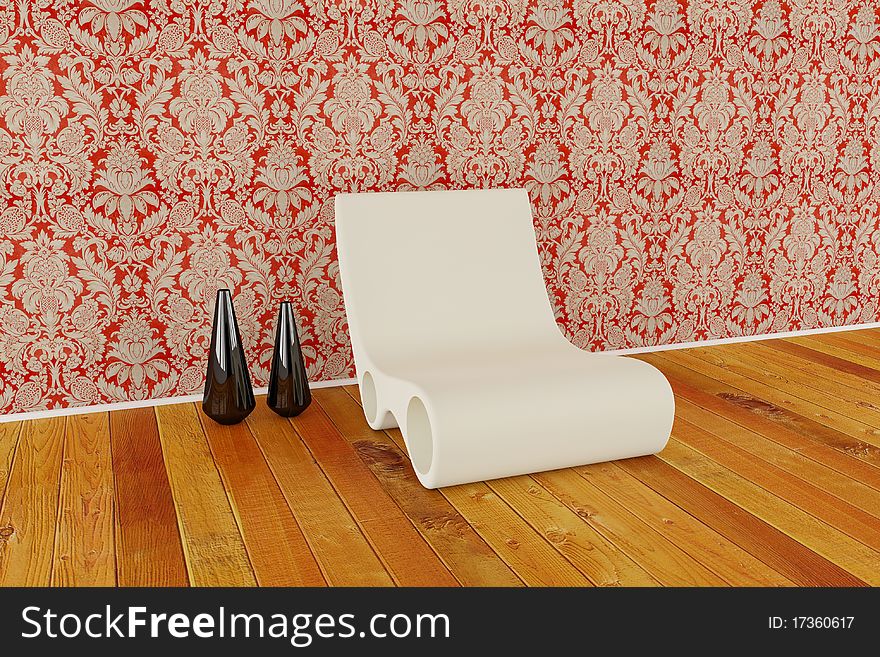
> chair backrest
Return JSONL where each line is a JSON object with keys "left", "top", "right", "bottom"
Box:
{"left": 334, "top": 188, "right": 562, "bottom": 361}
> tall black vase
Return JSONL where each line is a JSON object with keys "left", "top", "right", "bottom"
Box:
{"left": 202, "top": 289, "right": 256, "bottom": 425}
{"left": 267, "top": 301, "right": 311, "bottom": 417}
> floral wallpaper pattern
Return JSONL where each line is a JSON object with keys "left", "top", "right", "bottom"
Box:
{"left": 0, "top": 0, "right": 879, "bottom": 412}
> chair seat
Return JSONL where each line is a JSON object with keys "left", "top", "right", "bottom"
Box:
{"left": 335, "top": 188, "right": 675, "bottom": 488}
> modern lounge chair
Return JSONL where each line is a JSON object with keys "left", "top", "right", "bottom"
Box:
{"left": 334, "top": 188, "right": 674, "bottom": 489}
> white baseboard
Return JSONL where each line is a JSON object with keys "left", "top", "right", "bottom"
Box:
{"left": 2, "top": 319, "right": 879, "bottom": 424}
{"left": 602, "top": 320, "right": 880, "bottom": 356}
{"left": 0, "top": 377, "right": 358, "bottom": 424}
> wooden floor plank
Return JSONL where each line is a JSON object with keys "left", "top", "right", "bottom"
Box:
{"left": 693, "top": 344, "right": 880, "bottom": 432}
{"left": 674, "top": 395, "right": 880, "bottom": 506}
{"left": 745, "top": 341, "right": 880, "bottom": 404}
{"left": 658, "top": 358, "right": 880, "bottom": 492}
{"left": 52, "top": 413, "right": 115, "bottom": 586}
{"left": 799, "top": 332, "right": 880, "bottom": 370}
{"left": 486, "top": 476, "right": 660, "bottom": 586}
{"left": 641, "top": 353, "right": 880, "bottom": 472}
{"left": 111, "top": 407, "right": 188, "bottom": 586}
{"left": 837, "top": 327, "right": 880, "bottom": 339}
{"left": 438, "top": 478, "right": 595, "bottom": 586}
{"left": 247, "top": 403, "right": 393, "bottom": 586}
{"left": 315, "top": 387, "right": 523, "bottom": 586}
{"left": 289, "top": 404, "right": 457, "bottom": 586}
{"left": 0, "top": 418, "right": 65, "bottom": 586}
{"left": 660, "top": 348, "right": 880, "bottom": 448}
{"left": 346, "top": 384, "right": 657, "bottom": 586}
{"left": 0, "top": 422, "right": 21, "bottom": 505}
{"left": 8, "top": 327, "right": 880, "bottom": 588}
{"left": 832, "top": 328, "right": 880, "bottom": 352}
{"left": 673, "top": 418, "right": 880, "bottom": 551}
{"left": 788, "top": 334, "right": 880, "bottom": 376}
{"left": 155, "top": 404, "right": 255, "bottom": 586}
{"left": 343, "top": 384, "right": 362, "bottom": 403}
{"left": 533, "top": 468, "right": 727, "bottom": 586}
{"left": 200, "top": 412, "right": 325, "bottom": 586}
{"left": 366, "top": 389, "right": 744, "bottom": 586}
{"left": 659, "top": 439, "right": 880, "bottom": 584}
{"left": 367, "top": 408, "right": 603, "bottom": 586}
{"left": 646, "top": 350, "right": 880, "bottom": 450}
{"left": 617, "top": 456, "right": 864, "bottom": 586}
{"left": 766, "top": 339, "right": 880, "bottom": 386}
{"left": 345, "top": 386, "right": 658, "bottom": 586}
{"left": 575, "top": 461, "right": 792, "bottom": 586}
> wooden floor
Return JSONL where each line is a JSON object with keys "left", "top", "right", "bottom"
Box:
{"left": 3, "top": 330, "right": 880, "bottom": 586}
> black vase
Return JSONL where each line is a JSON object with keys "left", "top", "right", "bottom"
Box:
{"left": 202, "top": 289, "right": 256, "bottom": 425}
{"left": 267, "top": 301, "right": 311, "bottom": 417}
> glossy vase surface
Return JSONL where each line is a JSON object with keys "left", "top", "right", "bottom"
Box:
{"left": 267, "top": 301, "right": 311, "bottom": 417}
{"left": 202, "top": 289, "right": 256, "bottom": 425}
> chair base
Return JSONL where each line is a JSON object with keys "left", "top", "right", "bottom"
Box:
{"left": 356, "top": 352, "right": 675, "bottom": 489}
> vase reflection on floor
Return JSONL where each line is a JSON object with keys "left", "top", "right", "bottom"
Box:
{"left": 202, "top": 289, "right": 256, "bottom": 425}
{"left": 267, "top": 301, "right": 311, "bottom": 417}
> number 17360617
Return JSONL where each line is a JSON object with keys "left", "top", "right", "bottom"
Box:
{"left": 769, "top": 616, "right": 854, "bottom": 630}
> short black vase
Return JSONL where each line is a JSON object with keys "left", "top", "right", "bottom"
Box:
{"left": 202, "top": 289, "right": 256, "bottom": 425}
{"left": 267, "top": 301, "right": 311, "bottom": 417}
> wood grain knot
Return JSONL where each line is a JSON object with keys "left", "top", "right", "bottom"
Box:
{"left": 504, "top": 538, "right": 520, "bottom": 549}
{"left": 574, "top": 506, "right": 597, "bottom": 521}
{"left": 0, "top": 525, "right": 14, "bottom": 541}
{"left": 354, "top": 440, "right": 407, "bottom": 477}
{"left": 844, "top": 443, "right": 875, "bottom": 458}
{"left": 422, "top": 513, "right": 470, "bottom": 537}
{"left": 545, "top": 527, "right": 572, "bottom": 545}
{"left": 717, "top": 393, "right": 785, "bottom": 418}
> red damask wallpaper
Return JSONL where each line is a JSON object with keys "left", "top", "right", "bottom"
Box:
{"left": 1, "top": 0, "right": 879, "bottom": 413}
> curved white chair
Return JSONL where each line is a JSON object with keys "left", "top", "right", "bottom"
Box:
{"left": 334, "top": 188, "right": 674, "bottom": 489}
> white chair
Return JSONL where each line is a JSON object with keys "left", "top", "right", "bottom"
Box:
{"left": 334, "top": 188, "right": 674, "bottom": 489}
